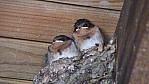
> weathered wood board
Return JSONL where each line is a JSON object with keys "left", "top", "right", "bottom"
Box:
{"left": 129, "top": 20, "right": 149, "bottom": 84}
{"left": 0, "top": 37, "right": 50, "bottom": 80}
{"left": 0, "top": 77, "right": 32, "bottom": 84}
{"left": 47, "top": 0, "right": 124, "bottom": 10}
{"left": 0, "top": 0, "right": 120, "bottom": 42}
{"left": 115, "top": 0, "right": 149, "bottom": 83}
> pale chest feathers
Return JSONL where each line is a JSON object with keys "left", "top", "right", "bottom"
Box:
{"left": 48, "top": 43, "right": 79, "bottom": 63}
{"left": 77, "top": 28, "right": 103, "bottom": 51}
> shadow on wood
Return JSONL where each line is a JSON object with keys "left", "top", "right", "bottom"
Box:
{"left": 115, "top": 0, "right": 149, "bottom": 83}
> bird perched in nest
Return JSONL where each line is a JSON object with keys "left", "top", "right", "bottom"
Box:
{"left": 47, "top": 35, "right": 79, "bottom": 64}
{"left": 73, "top": 19, "right": 104, "bottom": 52}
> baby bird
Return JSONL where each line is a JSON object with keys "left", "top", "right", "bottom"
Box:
{"left": 47, "top": 35, "right": 79, "bottom": 64}
{"left": 73, "top": 19, "right": 104, "bottom": 52}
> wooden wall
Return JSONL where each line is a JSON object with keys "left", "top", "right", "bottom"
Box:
{"left": 129, "top": 19, "right": 149, "bottom": 84}
{"left": 0, "top": 0, "right": 123, "bottom": 83}
{"left": 115, "top": 0, "right": 149, "bottom": 83}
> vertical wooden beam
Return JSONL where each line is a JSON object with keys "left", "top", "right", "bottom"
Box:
{"left": 115, "top": 0, "right": 149, "bottom": 83}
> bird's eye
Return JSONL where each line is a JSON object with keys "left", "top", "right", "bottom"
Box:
{"left": 53, "top": 39, "right": 56, "bottom": 42}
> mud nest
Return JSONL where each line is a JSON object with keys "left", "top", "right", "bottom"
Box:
{"left": 33, "top": 40, "right": 116, "bottom": 84}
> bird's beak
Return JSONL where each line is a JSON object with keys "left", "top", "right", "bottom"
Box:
{"left": 53, "top": 40, "right": 64, "bottom": 44}
{"left": 81, "top": 27, "right": 88, "bottom": 29}
{"left": 76, "top": 28, "right": 80, "bottom": 31}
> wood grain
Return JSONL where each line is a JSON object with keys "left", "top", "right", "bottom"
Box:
{"left": 0, "top": 0, "right": 120, "bottom": 42}
{"left": 0, "top": 77, "right": 32, "bottom": 84}
{"left": 129, "top": 20, "right": 149, "bottom": 84}
{"left": 115, "top": 0, "right": 149, "bottom": 83}
{"left": 0, "top": 37, "right": 50, "bottom": 80}
{"left": 47, "top": 0, "right": 124, "bottom": 10}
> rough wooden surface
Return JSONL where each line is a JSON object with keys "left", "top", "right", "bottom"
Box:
{"left": 46, "top": 0, "right": 124, "bottom": 10}
{"left": 0, "top": 77, "right": 32, "bottom": 84}
{"left": 129, "top": 20, "right": 149, "bottom": 84}
{"left": 115, "top": 0, "right": 149, "bottom": 83}
{"left": 0, "top": 0, "right": 120, "bottom": 42}
{"left": 0, "top": 37, "right": 50, "bottom": 80}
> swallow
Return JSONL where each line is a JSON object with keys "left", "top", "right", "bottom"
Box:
{"left": 73, "top": 19, "right": 104, "bottom": 52}
{"left": 47, "top": 35, "right": 79, "bottom": 64}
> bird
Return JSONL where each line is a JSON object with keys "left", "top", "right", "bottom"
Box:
{"left": 47, "top": 35, "right": 79, "bottom": 64}
{"left": 73, "top": 19, "right": 104, "bottom": 52}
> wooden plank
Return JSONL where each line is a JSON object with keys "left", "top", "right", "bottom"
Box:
{"left": 129, "top": 18, "right": 149, "bottom": 84}
{"left": 115, "top": 0, "right": 149, "bottom": 83}
{"left": 46, "top": 0, "right": 124, "bottom": 10}
{"left": 0, "top": 0, "right": 120, "bottom": 42}
{"left": 0, "top": 77, "right": 32, "bottom": 84}
{"left": 0, "top": 37, "right": 50, "bottom": 80}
